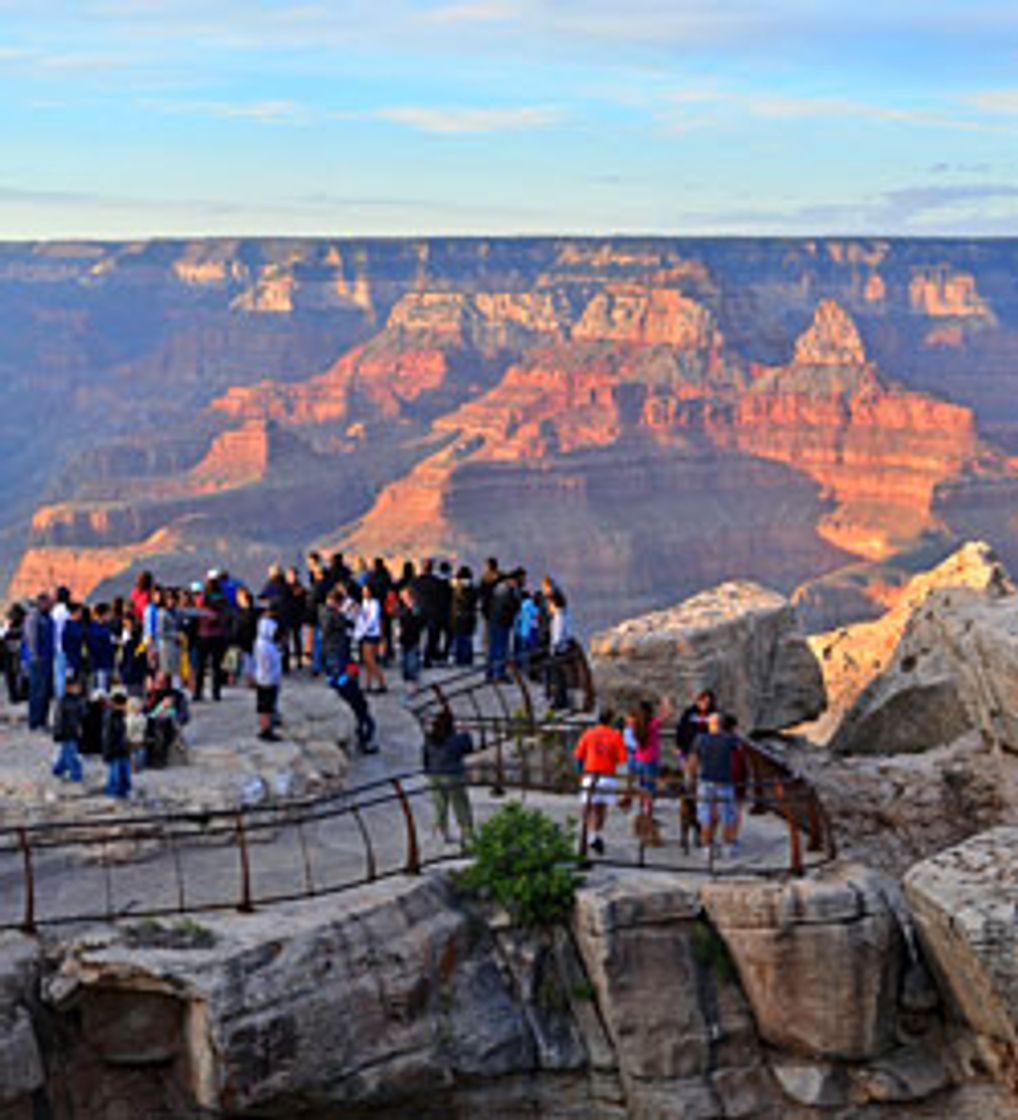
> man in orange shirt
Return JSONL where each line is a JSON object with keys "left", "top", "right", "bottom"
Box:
{"left": 574, "top": 708, "right": 628, "bottom": 855}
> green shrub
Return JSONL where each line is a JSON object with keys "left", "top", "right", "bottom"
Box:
{"left": 459, "top": 803, "right": 583, "bottom": 928}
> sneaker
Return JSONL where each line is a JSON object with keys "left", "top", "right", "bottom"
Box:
{"left": 724, "top": 841, "right": 741, "bottom": 860}
{"left": 258, "top": 730, "right": 281, "bottom": 742}
{"left": 589, "top": 836, "right": 605, "bottom": 855}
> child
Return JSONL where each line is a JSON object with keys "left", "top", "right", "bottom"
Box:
{"left": 52, "top": 674, "right": 86, "bottom": 782}
{"left": 254, "top": 614, "right": 283, "bottom": 742}
{"left": 103, "top": 689, "right": 132, "bottom": 799}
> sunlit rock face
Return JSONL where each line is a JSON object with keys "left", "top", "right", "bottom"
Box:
{"left": 4, "top": 237, "right": 1018, "bottom": 632}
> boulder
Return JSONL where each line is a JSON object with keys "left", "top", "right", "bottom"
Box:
{"left": 0, "top": 934, "right": 44, "bottom": 1109}
{"left": 905, "top": 827, "right": 1018, "bottom": 1045}
{"left": 809, "top": 540, "right": 1014, "bottom": 745}
{"left": 701, "top": 865, "right": 903, "bottom": 1061}
{"left": 590, "top": 581, "right": 825, "bottom": 732}
{"left": 571, "top": 873, "right": 780, "bottom": 1119}
{"left": 829, "top": 587, "right": 1018, "bottom": 757}
{"left": 45, "top": 877, "right": 542, "bottom": 1114}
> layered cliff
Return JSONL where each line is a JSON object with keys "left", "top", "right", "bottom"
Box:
{"left": 6, "top": 237, "right": 1018, "bottom": 627}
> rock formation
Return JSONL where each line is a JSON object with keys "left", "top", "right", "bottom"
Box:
{"left": 806, "top": 541, "right": 1015, "bottom": 743}
{"left": 827, "top": 584, "right": 1018, "bottom": 758}
{"left": 589, "top": 580, "right": 826, "bottom": 732}
{"left": 5, "top": 238, "right": 1018, "bottom": 632}
{"left": 0, "top": 856, "right": 1000, "bottom": 1118}
{"left": 906, "top": 828, "right": 1018, "bottom": 1057}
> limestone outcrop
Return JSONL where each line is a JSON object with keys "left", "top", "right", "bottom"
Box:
{"left": 807, "top": 540, "right": 1014, "bottom": 744}
{"left": 0, "top": 934, "right": 45, "bottom": 1118}
{"left": 590, "top": 580, "right": 826, "bottom": 732}
{"left": 701, "top": 866, "right": 903, "bottom": 1060}
{"left": 828, "top": 585, "right": 1018, "bottom": 757}
{"left": 905, "top": 828, "right": 1018, "bottom": 1058}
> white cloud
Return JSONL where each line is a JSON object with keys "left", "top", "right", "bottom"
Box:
{"left": 147, "top": 98, "right": 310, "bottom": 124}
{"left": 659, "top": 87, "right": 1018, "bottom": 135}
{"left": 370, "top": 104, "right": 564, "bottom": 133}
{"left": 966, "top": 89, "right": 1018, "bottom": 115}
{"left": 420, "top": 1, "right": 520, "bottom": 25}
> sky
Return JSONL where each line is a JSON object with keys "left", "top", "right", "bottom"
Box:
{"left": 2, "top": 1, "right": 1018, "bottom": 238}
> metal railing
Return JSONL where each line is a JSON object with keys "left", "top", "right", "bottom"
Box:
{"left": 0, "top": 646, "right": 836, "bottom": 933}
{"left": 0, "top": 759, "right": 835, "bottom": 935}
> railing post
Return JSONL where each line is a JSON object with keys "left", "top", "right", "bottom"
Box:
{"left": 17, "top": 828, "right": 35, "bottom": 935}
{"left": 351, "top": 805, "right": 377, "bottom": 882}
{"left": 806, "top": 791, "right": 824, "bottom": 852}
{"left": 234, "top": 814, "right": 255, "bottom": 913}
{"left": 391, "top": 778, "right": 421, "bottom": 874}
{"left": 577, "top": 773, "right": 597, "bottom": 862}
{"left": 775, "top": 782, "right": 804, "bottom": 876}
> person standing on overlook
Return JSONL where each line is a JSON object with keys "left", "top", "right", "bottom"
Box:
{"left": 354, "top": 583, "right": 387, "bottom": 693}
{"left": 574, "top": 708, "right": 628, "bottom": 856}
{"left": 688, "top": 711, "right": 741, "bottom": 859}
{"left": 25, "top": 593, "right": 54, "bottom": 730}
{"left": 253, "top": 614, "right": 283, "bottom": 742}
{"left": 193, "top": 575, "right": 229, "bottom": 702}
{"left": 450, "top": 566, "right": 478, "bottom": 667}
{"left": 423, "top": 708, "right": 475, "bottom": 845}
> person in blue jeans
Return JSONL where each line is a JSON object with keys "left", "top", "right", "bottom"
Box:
{"left": 103, "top": 690, "right": 132, "bottom": 798}
{"left": 52, "top": 675, "right": 86, "bottom": 782}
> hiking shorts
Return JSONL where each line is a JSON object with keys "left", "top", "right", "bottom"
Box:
{"left": 634, "top": 760, "right": 660, "bottom": 794}
{"left": 579, "top": 773, "right": 618, "bottom": 806}
{"left": 697, "top": 781, "right": 737, "bottom": 828}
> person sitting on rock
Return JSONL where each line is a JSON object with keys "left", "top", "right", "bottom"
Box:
{"left": 144, "top": 671, "right": 191, "bottom": 766}
{"left": 574, "top": 708, "right": 628, "bottom": 856}
{"left": 688, "top": 712, "right": 740, "bottom": 859}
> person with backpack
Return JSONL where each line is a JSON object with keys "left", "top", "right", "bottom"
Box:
{"left": 487, "top": 569, "right": 522, "bottom": 682}
{"left": 450, "top": 566, "right": 478, "bottom": 667}
{"left": 398, "top": 585, "right": 423, "bottom": 684}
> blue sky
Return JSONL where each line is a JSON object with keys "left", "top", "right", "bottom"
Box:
{"left": 2, "top": 1, "right": 1018, "bottom": 237}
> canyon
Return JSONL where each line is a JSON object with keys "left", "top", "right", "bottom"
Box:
{"left": 3, "top": 237, "right": 1018, "bottom": 629}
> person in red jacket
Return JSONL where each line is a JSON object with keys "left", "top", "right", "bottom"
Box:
{"left": 574, "top": 709, "right": 628, "bottom": 855}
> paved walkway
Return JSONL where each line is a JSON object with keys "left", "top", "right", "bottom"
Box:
{"left": 0, "top": 667, "right": 824, "bottom": 933}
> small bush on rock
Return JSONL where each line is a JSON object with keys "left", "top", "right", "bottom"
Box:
{"left": 460, "top": 803, "right": 582, "bottom": 928}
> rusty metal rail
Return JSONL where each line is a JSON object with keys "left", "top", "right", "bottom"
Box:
{"left": 0, "top": 764, "right": 835, "bottom": 935}
{"left": 0, "top": 645, "right": 836, "bottom": 933}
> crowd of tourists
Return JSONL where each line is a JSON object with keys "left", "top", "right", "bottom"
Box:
{"left": 0, "top": 552, "right": 577, "bottom": 801}
{"left": 572, "top": 689, "right": 751, "bottom": 859}
{"left": 421, "top": 685, "right": 754, "bottom": 860}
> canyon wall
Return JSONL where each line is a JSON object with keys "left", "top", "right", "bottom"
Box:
{"left": 4, "top": 238, "right": 1018, "bottom": 629}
